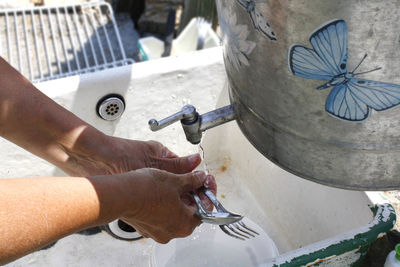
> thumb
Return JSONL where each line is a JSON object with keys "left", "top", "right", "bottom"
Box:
{"left": 156, "top": 153, "right": 201, "bottom": 174}
{"left": 178, "top": 171, "right": 207, "bottom": 194}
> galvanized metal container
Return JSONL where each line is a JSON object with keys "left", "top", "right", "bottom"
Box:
{"left": 216, "top": 0, "right": 400, "bottom": 190}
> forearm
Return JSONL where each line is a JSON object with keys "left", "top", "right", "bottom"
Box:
{"left": 0, "top": 176, "right": 125, "bottom": 264}
{"left": 0, "top": 57, "right": 111, "bottom": 175}
{"left": 0, "top": 169, "right": 214, "bottom": 265}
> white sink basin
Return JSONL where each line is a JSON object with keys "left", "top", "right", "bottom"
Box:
{"left": 1, "top": 47, "right": 394, "bottom": 267}
{"left": 154, "top": 218, "right": 278, "bottom": 267}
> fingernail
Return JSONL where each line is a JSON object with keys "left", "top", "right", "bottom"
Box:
{"left": 188, "top": 154, "right": 200, "bottom": 165}
{"left": 161, "top": 149, "right": 168, "bottom": 158}
{"left": 194, "top": 171, "right": 206, "bottom": 182}
{"left": 204, "top": 175, "right": 212, "bottom": 188}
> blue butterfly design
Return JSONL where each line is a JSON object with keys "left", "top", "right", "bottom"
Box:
{"left": 235, "top": 0, "right": 277, "bottom": 41}
{"left": 288, "top": 19, "right": 400, "bottom": 121}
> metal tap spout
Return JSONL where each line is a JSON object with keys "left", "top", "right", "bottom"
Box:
{"left": 148, "top": 104, "right": 236, "bottom": 144}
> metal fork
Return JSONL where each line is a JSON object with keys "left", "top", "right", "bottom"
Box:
{"left": 191, "top": 187, "right": 259, "bottom": 240}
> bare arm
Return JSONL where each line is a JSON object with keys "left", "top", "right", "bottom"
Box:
{"left": 0, "top": 57, "right": 201, "bottom": 176}
{"left": 0, "top": 176, "right": 107, "bottom": 264}
{"left": 0, "top": 57, "right": 218, "bottom": 264}
{"left": 0, "top": 57, "right": 114, "bottom": 175}
{"left": 0, "top": 170, "right": 213, "bottom": 265}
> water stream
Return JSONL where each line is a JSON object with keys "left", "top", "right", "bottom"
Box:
{"left": 198, "top": 144, "right": 210, "bottom": 175}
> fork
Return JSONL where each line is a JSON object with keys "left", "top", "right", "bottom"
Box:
{"left": 191, "top": 187, "right": 259, "bottom": 240}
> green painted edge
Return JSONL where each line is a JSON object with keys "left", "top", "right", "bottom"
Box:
{"left": 137, "top": 42, "right": 149, "bottom": 61}
{"left": 353, "top": 245, "right": 369, "bottom": 267}
{"left": 395, "top": 243, "right": 400, "bottom": 261}
{"left": 270, "top": 203, "right": 396, "bottom": 267}
{"left": 310, "top": 246, "right": 369, "bottom": 267}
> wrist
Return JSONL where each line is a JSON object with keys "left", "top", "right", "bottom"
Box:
{"left": 56, "top": 126, "right": 116, "bottom": 176}
{"left": 88, "top": 172, "right": 134, "bottom": 225}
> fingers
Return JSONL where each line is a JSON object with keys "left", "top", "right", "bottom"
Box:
{"left": 132, "top": 208, "right": 200, "bottom": 244}
{"left": 204, "top": 174, "right": 217, "bottom": 193}
{"left": 181, "top": 192, "right": 194, "bottom": 206}
{"left": 155, "top": 153, "right": 201, "bottom": 174}
{"left": 147, "top": 140, "right": 178, "bottom": 158}
{"left": 178, "top": 171, "right": 207, "bottom": 194}
{"left": 121, "top": 168, "right": 210, "bottom": 244}
{"left": 196, "top": 175, "right": 217, "bottom": 211}
{"left": 178, "top": 172, "right": 217, "bottom": 212}
{"left": 160, "top": 146, "right": 178, "bottom": 158}
{"left": 183, "top": 205, "right": 203, "bottom": 230}
{"left": 179, "top": 202, "right": 203, "bottom": 237}
{"left": 146, "top": 141, "right": 201, "bottom": 173}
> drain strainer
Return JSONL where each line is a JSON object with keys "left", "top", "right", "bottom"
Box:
{"left": 103, "top": 219, "right": 142, "bottom": 241}
{"left": 97, "top": 95, "right": 125, "bottom": 121}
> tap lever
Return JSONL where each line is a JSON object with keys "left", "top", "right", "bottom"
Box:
{"left": 149, "top": 105, "right": 198, "bottom": 131}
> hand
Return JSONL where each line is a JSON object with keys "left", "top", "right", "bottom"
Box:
{"left": 63, "top": 137, "right": 202, "bottom": 177}
{"left": 107, "top": 138, "right": 202, "bottom": 174}
{"left": 0, "top": 169, "right": 216, "bottom": 263}
{"left": 0, "top": 57, "right": 200, "bottom": 178}
{"left": 104, "top": 138, "right": 216, "bottom": 212}
{"left": 112, "top": 169, "right": 217, "bottom": 244}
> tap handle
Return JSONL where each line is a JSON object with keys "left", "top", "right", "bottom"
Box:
{"left": 148, "top": 105, "right": 198, "bottom": 131}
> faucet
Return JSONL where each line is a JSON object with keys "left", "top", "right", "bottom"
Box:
{"left": 148, "top": 104, "right": 236, "bottom": 144}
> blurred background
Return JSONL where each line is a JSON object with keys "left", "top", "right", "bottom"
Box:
{"left": 0, "top": 0, "right": 220, "bottom": 83}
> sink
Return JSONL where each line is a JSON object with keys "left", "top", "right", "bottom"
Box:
{"left": 1, "top": 47, "right": 394, "bottom": 267}
{"left": 154, "top": 218, "right": 278, "bottom": 267}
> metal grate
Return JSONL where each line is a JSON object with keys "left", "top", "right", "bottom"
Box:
{"left": 0, "top": 1, "right": 134, "bottom": 83}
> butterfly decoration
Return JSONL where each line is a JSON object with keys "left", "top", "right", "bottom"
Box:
{"left": 235, "top": 0, "right": 277, "bottom": 41}
{"left": 288, "top": 19, "right": 400, "bottom": 122}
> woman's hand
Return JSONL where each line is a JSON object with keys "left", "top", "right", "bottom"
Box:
{"left": 0, "top": 57, "right": 219, "bottom": 264}
{"left": 96, "top": 169, "right": 217, "bottom": 244}
{"left": 74, "top": 138, "right": 218, "bottom": 213}
{"left": 0, "top": 58, "right": 201, "bottom": 179}
{"left": 61, "top": 137, "right": 202, "bottom": 177}
{"left": 0, "top": 169, "right": 216, "bottom": 264}
{"left": 105, "top": 138, "right": 202, "bottom": 174}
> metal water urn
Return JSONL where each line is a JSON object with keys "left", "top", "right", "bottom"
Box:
{"left": 150, "top": 0, "right": 400, "bottom": 190}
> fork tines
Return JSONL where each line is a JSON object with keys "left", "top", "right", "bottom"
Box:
{"left": 201, "top": 187, "right": 260, "bottom": 240}
{"left": 220, "top": 221, "right": 259, "bottom": 240}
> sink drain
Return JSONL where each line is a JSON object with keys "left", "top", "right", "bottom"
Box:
{"left": 97, "top": 94, "right": 125, "bottom": 121}
{"left": 103, "top": 219, "right": 142, "bottom": 241}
